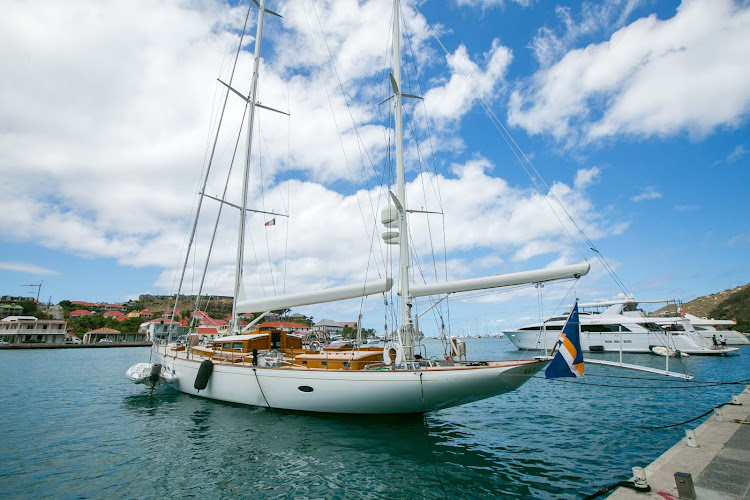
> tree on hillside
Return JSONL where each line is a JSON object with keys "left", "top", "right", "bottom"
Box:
{"left": 710, "top": 287, "right": 750, "bottom": 333}
{"left": 70, "top": 314, "right": 106, "bottom": 336}
{"left": 341, "top": 325, "right": 375, "bottom": 339}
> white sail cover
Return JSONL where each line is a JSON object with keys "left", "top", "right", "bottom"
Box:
{"left": 236, "top": 278, "right": 393, "bottom": 314}
{"left": 409, "top": 262, "right": 590, "bottom": 298}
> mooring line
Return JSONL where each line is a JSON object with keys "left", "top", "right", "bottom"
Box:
{"left": 642, "top": 401, "right": 743, "bottom": 430}
{"left": 420, "top": 373, "right": 448, "bottom": 500}
{"left": 253, "top": 368, "right": 281, "bottom": 420}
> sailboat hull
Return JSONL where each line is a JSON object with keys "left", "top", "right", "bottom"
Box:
{"left": 152, "top": 348, "right": 547, "bottom": 414}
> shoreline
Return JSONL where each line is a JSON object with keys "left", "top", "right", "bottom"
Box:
{"left": 0, "top": 342, "right": 151, "bottom": 350}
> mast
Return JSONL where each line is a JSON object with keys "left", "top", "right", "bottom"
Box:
{"left": 231, "top": 0, "right": 267, "bottom": 334}
{"left": 392, "top": 0, "right": 414, "bottom": 359}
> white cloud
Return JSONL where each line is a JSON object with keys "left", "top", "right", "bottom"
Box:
{"left": 509, "top": 0, "right": 750, "bottom": 144}
{"left": 573, "top": 166, "right": 601, "bottom": 189}
{"left": 530, "top": 1, "right": 644, "bottom": 67}
{"left": 455, "top": 0, "right": 533, "bottom": 10}
{"left": 631, "top": 186, "right": 662, "bottom": 202}
{"left": 714, "top": 144, "right": 749, "bottom": 165}
{"left": 727, "top": 144, "right": 749, "bottom": 162}
{"left": 0, "top": 0, "right": 623, "bottom": 320}
{"left": 423, "top": 40, "right": 512, "bottom": 124}
{"left": 0, "top": 262, "right": 60, "bottom": 276}
{"left": 728, "top": 231, "right": 750, "bottom": 246}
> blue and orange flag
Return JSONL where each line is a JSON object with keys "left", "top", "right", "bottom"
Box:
{"left": 545, "top": 301, "right": 584, "bottom": 379}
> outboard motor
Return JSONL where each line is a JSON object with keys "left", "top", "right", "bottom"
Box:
{"left": 149, "top": 363, "right": 162, "bottom": 387}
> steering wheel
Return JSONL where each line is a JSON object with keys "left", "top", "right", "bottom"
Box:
{"left": 304, "top": 330, "right": 329, "bottom": 351}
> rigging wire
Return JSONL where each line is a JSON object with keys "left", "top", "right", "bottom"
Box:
{"left": 169, "top": 0, "right": 255, "bottom": 329}
{"left": 302, "top": 0, "right": 388, "bottom": 285}
{"left": 256, "top": 117, "right": 277, "bottom": 296}
{"left": 306, "top": 0, "right": 401, "bottom": 327}
{"left": 404, "top": 0, "right": 632, "bottom": 298}
{"left": 399, "top": 9, "right": 454, "bottom": 346}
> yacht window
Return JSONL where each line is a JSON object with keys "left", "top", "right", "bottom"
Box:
{"left": 520, "top": 325, "right": 562, "bottom": 331}
{"left": 643, "top": 322, "right": 664, "bottom": 331}
{"left": 583, "top": 325, "right": 633, "bottom": 333}
{"left": 694, "top": 326, "right": 708, "bottom": 331}
{"left": 663, "top": 324, "right": 685, "bottom": 331}
{"left": 232, "top": 342, "right": 242, "bottom": 350}
{"left": 222, "top": 343, "right": 231, "bottom": 350}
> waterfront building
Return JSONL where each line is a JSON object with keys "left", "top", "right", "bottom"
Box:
{"left": 0, "top": 316, "right": 67, "bottom": 345}
{"left": 83, "top": 327, "right": 146, "bottom": 343}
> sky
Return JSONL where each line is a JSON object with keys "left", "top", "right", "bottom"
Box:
{"left": 1, "top": 0, "right": 748, "bottom": 335}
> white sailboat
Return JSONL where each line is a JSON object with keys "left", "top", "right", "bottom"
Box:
{"left": 127, "top": 0, "right": 591, "bottom": 414}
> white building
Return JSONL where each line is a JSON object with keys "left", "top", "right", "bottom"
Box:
{"left": 139, "top": 319, "right": 184, "bottom": 342}
{"left": 313, "top": 319, "right": 344, "bottom": 336}
{"left": 0, "top": 316, "right": 68, "bottom": 345}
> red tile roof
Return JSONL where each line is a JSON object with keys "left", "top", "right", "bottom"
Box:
{"left": 71, "top": 301, "right": 96, "bottom": 307}
{"left": 86, "top": 327, "right": 120, "bottom": 333}
{"left": 103, "top": 311, "right": 124, "bottom": 317}
{"left": 197, "top": 326, "right": 220, "bottom": 333}
{"left": 201, "top": 317, "right": 228, "bottom": 327}
{"left": 70, "top": 309, "right": 93, "bottom": 317}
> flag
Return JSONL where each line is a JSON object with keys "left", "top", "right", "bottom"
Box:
{"left": 545, "top": 301, "right": 584, "bottom": 379}
{"left": 265, "top": 218, "right": 275, "bottom": 226}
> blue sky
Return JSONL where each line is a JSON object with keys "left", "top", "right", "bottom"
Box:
{"left": 1, "top": 0, "right": 748, "bottom": 334}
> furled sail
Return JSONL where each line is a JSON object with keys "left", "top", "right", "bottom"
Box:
{"left": 236, "top": 278, "right": 393, "bottom": 314}
{"left": 409, "top": 262, "right": 590, "bottom": 298}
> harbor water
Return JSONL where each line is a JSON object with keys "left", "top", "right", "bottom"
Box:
{"left": 1, "top": 339, "right": 748, "bottom": 499}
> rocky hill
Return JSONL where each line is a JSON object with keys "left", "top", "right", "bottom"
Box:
{"left": 134, "top": 294, "right": 234, "bottom": 317}
{"left": 653, "top": 283, "right": 750, "bottom": 331}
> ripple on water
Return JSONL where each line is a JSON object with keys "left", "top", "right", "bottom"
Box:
{"left": 0, "top": 342, "right": 748, "bottom": 499}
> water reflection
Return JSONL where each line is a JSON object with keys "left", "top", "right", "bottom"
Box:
{"left": 3, "top": 343, "right": 747, "bottom": 499}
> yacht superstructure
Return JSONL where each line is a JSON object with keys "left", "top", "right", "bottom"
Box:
{"left": 504, "top": 299, "right": 737, "bottom": 355}
{"left": 653, "top": 313, "right": 749, "bottom": 345}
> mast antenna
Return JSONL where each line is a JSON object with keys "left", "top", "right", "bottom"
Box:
{"left": 21, "top": 281, "right": 42, "bottom": 303}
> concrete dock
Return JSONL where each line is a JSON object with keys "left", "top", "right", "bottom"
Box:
{"left": 609, "top": 387, "right": 750, "bottom": 500}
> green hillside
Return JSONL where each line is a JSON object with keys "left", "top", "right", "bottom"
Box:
{"left": 653, "top": 283, "right": 750, "bottom": 332}
{"left": 708, "top": 285, "right": 750, "bottom": 332}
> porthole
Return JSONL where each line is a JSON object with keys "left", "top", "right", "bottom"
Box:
{"left": 298, "top": 386, "right": 314, "bottom": 393}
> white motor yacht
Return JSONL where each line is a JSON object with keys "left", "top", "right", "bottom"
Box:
{"left": 504, "top": 299, "right": 738, "bottom": 355}
{"left": 653, "top": 312, "right": 749, "bottom": 345}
